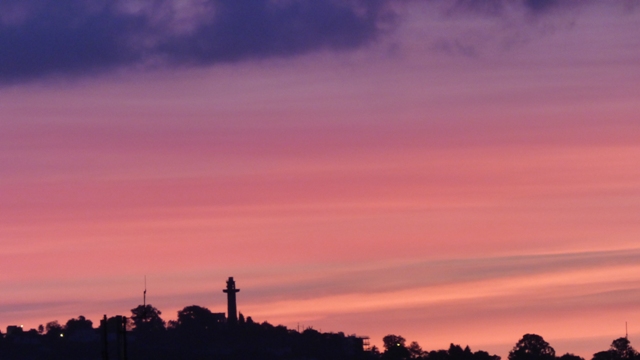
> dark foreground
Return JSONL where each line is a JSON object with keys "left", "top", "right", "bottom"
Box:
{"left": 0, "top": 305, "right": 636, "bottom": 360}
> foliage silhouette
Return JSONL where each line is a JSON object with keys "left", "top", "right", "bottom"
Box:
{"left": 130, "top": 304, "right": 165, "bottom": 332}
{"left": 559, "top": 353, "right": 585, "bottom": 360}
{"left": 593, "top": 338, "right": 639, "bottom": 360}
{"left": 509, "top": 334, "right": 556, "bottom": 360}
{"left": 169, "top": 305, "right": 222, "bottom": 331}
{"left": 64, "top": 316, "right": 93, "bottom": 336}
{"left": 423, "top": 343, "right": 502, "bottom": 360}
{"left": 408, "top": 341, "right": 424, "bottom": 358}
{"left": 382, "top": 334, "right": 411, "bottom": 360}
{"left": 45, "top": 321, "right": 62, "bottom": 337}
{"left": 1, "top": 311, "right": 633, "bottom": 360}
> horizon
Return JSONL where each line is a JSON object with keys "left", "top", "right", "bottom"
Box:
{"left": 2, "top": 259, "right": 637, "bottom": 358}
{"left": 2, "top": 271, "right": 637, "bottom": 358}
{"left": 2, "top": 1, "right": 640, "bottom": 358}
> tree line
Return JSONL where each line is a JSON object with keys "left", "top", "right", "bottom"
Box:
{"left": 375, "top": 333, "right": 638, "bottom": 360}
{"left": 0, "top": 304, "right": 636, "bottom": 360}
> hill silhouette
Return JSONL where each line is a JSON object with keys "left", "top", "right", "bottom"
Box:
{"left": 1, "top": 306, "right": 636, "bottom": 360}
{"left": 1, "top": 278, "right": 636, "bottom": 359}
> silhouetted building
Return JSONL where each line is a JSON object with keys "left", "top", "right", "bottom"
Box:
{"left": 361, "top": 336, "right": 371, "bottom": 351}
{"left": 223, "top": 277, "right": 240, "bottom": 324}
{"left": 6, "top": 325, "right": 23, "bottom": 336}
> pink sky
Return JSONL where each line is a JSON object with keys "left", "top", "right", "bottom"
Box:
{"left": 1, "top": 1, "right": 640, "bottom": 358}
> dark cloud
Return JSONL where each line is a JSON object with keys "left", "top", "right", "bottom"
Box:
{"left": 448, "top": 0, "right": 507, "bottom": 16}
{"left": 524, "top": 0, "right": 560, "bottom": 12}
{"left": 0, "top": 0, "right": 395, "bottom": 83}
{"left": 432, "top": 0, "right": 591, "bottom": 58}
{"left": 449, "top": 0, "right": 572, "bottom": 16}
{"left": 0, "top": 300, "right": 79, "bottom": 315}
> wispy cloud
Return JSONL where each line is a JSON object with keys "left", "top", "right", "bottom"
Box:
{"left": 235, "top": 248, "right": 640, "bottom": 304}
{"left": 0, "top": 300, "right": 80, "bottom": 317}
{"left": 449, "top": 0, "right": 572, "bottom": 15}
{"left": 410, "top": 0, "right": 611, "bottom": 58}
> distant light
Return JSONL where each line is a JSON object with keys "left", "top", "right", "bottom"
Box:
{"left": 60, "top": 334, "right": 64, "bottom": 337}
{"left": 20, "top": 325, "right": 23, "bottom": 328}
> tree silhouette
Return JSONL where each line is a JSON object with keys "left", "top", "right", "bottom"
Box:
{"left": 448, "top": 344, "right": 473, "bottom": 360}
{"left": 45, "top": 321, "right": 63, "bottom": 338}
{"left": 423, "top": 343, "right": 501, "bottom": 360}
{"left": 383, "top": 334, "right": 411, "bottom": 360}
{"left": 559, "top": 353, "right": 585, "bottom": 360}
{"left": 169, "top": 305, "right": 222, "bottom": 332}
{"left": 593, "top": 338, "right": 639, "bottom": 360}
{"left": 611, "top": 338, "right": 639, "bottom": 360}
{"left": 408, "top": 341, "right": 424, "bottom": 358}
{"left": 384, "top": 335, "right": 407, "bottom": 350}
{"left": 509, "top": 334, "right": 556, "bottom": 360}
{"left": 64, "top": 315, "right": 93, "bottom": 335}
{"left": 593, "top": 352, "right": 614, "bottom": 360}
{"left": 475, "top": 350, "right": 502, "bottom": 360}
{"left": 131, "top": 304, "right": 166, "bottom": 331}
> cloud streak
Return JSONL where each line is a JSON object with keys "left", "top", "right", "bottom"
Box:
{"left": 232, "top": 248, "right": 640, "bottom": 303}
{"left": 450, "top": 0, "right": 565, "bottom": 15}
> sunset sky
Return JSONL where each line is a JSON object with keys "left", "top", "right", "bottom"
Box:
{"left": 1, "top": 0, "right": 640, "bottom": 357}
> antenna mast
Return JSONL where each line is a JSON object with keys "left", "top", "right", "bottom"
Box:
{"left": 143, "top": 276, "right": 147, "bottom": 307}
{"left": 626, "top": 322, "right": 628, "bottom": 339}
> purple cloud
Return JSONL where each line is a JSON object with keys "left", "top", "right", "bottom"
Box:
{"left": 0, "top": 0, "right": 395, "bottom": 83}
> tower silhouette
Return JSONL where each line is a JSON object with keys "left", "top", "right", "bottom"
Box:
{"left": 223, "top": 277, "right": 240, "bottom": 324}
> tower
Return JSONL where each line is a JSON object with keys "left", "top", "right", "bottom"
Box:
{"left": 223, "top": 277, "right": 240, "bottom": 324}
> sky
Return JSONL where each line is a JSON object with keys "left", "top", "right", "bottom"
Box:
{"left": 1, "top": 0, "right": 640, "bottom": 357}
